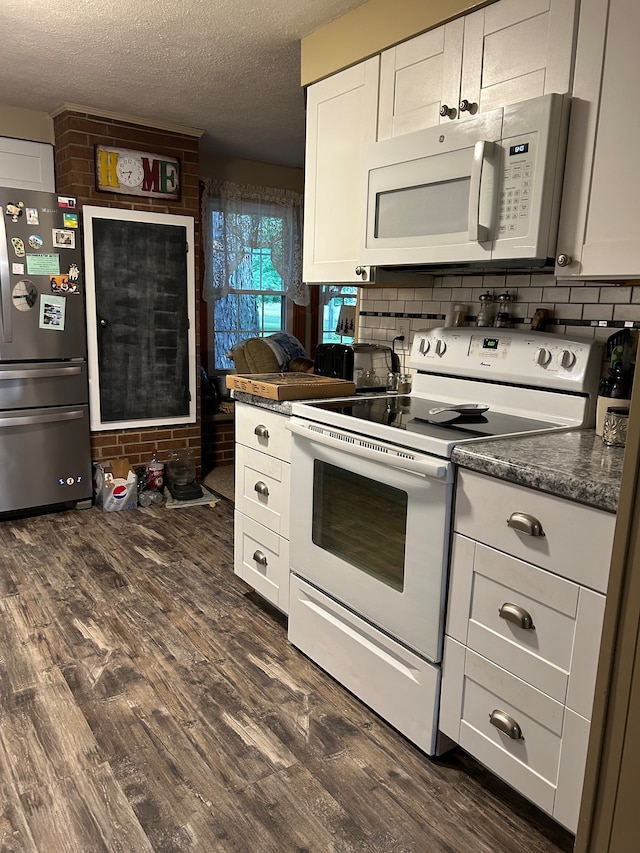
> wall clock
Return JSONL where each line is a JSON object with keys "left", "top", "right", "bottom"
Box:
{"left": 116, "top": 155, "right": 145, "bottom": 188}
{"left": 95, "top": 146, "right": 180, "bottom": 200}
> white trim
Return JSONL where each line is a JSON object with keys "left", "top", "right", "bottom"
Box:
{"left": 83, "top": 205, "right": 197, "bottom": 431}
{"left": 50, "top": 103, "right": 204, "bottom": 138}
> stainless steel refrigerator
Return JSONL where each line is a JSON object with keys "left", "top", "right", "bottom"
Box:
{"left": 0, "top": 188, "right": 92, "bottom": 514}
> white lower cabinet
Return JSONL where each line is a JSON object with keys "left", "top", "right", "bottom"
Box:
{"left": 441, "top": 469, "right": 613, "bottom": 833}
{"left": 233, "top": 403, "right": 291, "bottom": 613}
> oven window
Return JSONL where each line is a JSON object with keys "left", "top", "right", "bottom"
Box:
{"left": 311, "top": 460, "right": 407, "bottom": 591}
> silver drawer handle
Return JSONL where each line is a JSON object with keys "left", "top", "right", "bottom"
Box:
{"left": 252, "top": 550, "right": 268, "bottom": 566}
{"left": 489, "top": 709, "right": 523, "bottom": 740}
{"left": 499, "top": 602, "right": 535, "bottom": 630}
{"left": 254, "top": 481, "right": 270, "bottom": 497}
{"left": 254, "top": 424, "right": 270, "bottom": 439}
{"left": 507, "top": 511, "right": 545, "bottom": 537}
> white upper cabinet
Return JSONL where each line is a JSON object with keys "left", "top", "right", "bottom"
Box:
{"left": 555, "top": 0, "right": 639, "bottom": 279}
{"left": 302, "top": 56, "right": 380, "bottom": 284}
{"left": 378, "top": 0, "right": 578, "bottom": 140}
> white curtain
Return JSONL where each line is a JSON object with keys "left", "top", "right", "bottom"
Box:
{"left": 201, "top": 179, "right": 308, "bottom": 306}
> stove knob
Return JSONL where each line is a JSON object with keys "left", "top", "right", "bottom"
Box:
{"left": 433, "top": 338, "right": 447, "bottom": 356}
{"left": 557, "top": 349, "right": 576, "bottom": 369}
{"left": 533, "top": 347, "right": 551, "bottom": 366}
{"left": 419, "top": 337, "right": 431, "bottom": 354}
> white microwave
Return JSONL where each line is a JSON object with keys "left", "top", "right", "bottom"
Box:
{"left": 362, "top": 93, "right": 570, "bottom": 270}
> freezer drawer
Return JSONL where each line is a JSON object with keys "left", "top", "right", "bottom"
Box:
{"left": 0, "top": 404, "right": 92, "bottom": 513}
{"left": 0, "top": 361, "right": 88, "bottom": 409}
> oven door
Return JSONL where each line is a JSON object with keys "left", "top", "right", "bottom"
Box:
{"left": 288, "top": 418, "right": 453, "bottom": 660}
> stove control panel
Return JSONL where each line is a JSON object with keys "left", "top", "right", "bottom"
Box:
{"left": 410, "top": 327, "right": 603, "bottom": 393}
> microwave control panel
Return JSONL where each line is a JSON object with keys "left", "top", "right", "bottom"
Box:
{"left": 498, "top": 134, "right": 536, "bottom": 238}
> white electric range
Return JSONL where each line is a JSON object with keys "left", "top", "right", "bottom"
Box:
{"left": 286, "top": 328, "right": 603, "bottom": 755}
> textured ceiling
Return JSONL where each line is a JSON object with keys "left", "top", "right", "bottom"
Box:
{"left": 1, "top": 0, "right": 367, "bottom": 168}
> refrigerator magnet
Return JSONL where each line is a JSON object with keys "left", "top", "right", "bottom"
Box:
{"left": 5, "top": 201, "right": 24, "bottom": 222}
{"left": 11, "top": 237, "right": 25, "bottom": 257}
{"left": 28, "top": 234, "right": 43, "bottom": 250}
{"left": 50, "top": 274, "right": 79, "bottom": 295}
{"left": 68, "top": 263, "right": 80, "bottom": 282}
{"left": 63, "top": 212, "right": 78, "bottom": 228}
{"left": 52, "top": 228, "right": 75, "bottom": 249}
{"left": 12, "top": 263, "right": 24, "bottom": 274}
{"left": 57, "top": 196, "right": 77, "bottom": 209}
{"left": 39, "top": 294, "right": 66, "bottom": 331}
{"left": 26, "top": 253, "right": 59, "bottom": 275}
{"left": 12, "top": 280, "right": 37, "bottom": 311}
{"left": 25, "top": 208, "right": 39, "bottom": 225}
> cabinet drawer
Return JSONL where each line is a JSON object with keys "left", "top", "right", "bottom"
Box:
{"left": 447, "top": 535, "right": 606, "bottom": 717}
{"left": 235, "top": 404, "right": 291, "bottom": 462}
{"left": 455, "top": 469, "right": 615, "bottom": 593}
{"left": 234, "top": 512, "right": 289, "bottom": 613}
{"left": 442, "top": 639, "right": 563, "bottom": 817}
{"left": 235, "top": 444, "right": 290, "bottom": 537}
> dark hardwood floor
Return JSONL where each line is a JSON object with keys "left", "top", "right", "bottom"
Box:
{"left": 0, "top": 495, "right": 575, "bottom": 852}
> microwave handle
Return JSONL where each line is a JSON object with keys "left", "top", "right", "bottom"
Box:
{"left": 468, "top": 140, "right": 496, "bottom": 243}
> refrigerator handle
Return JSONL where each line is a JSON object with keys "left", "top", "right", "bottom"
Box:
{"left": 0, "top": 366, "right": 83, "bottom": 381}
{"left": 0, "top": 204, "right": 13, "bottom": 344}
{"left": 0, "top": 409, "right": 86, "bottom": 429}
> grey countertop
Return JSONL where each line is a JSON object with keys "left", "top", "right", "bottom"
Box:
{"left": 231, "top": 391, "right": 296, "bottom": 415}
{"left": 452, "top": 429, "right": 625, "bottom": 514}
{"left": 233, "top": 392, "right": 624, "bottom": 514}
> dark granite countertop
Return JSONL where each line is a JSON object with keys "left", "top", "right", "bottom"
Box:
{"left": 452, "top": 429, "right": 624, "bottom": 513}
{"left": 231, "top": 391, "right": 295, "bottom": 415}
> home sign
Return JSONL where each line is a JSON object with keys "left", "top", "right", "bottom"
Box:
{"left": 95, "top": 146, "right": 180, "bottom": 199}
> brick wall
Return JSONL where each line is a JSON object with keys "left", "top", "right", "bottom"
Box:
{"left": 201, "top": 412, "right": 235, "bottom": 475}
{"left": 52, "top": 109, "right": 202, "bottom": 472}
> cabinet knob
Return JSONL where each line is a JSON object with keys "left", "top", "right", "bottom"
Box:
{"left": 439, "top": 104, "right": 456, "bottom": 119}
{"left": 459, "top": 99, "right": 475, "bottom": 113}
{"left": 254, "top": 424, "right": 270, "bottom": 439}
{"left": 252, "top": 549, "right": 268, "bottom": 566}
{"left": 499, "top": 602, "right": 535, "bottom": 630}
{"left": 556, "top": 253, "right": 572, "bottom": 267}
{"left": 354, "top": 265, "right": 368, "bottom": 280}
{"left": 254, "top": 481, "right": 270, "bottom": 497}
{"left": 507, "top": 511, "right": 545, "bottom": 537}
{"left": 489, "top": 709, "right": 523, "bottom": 740}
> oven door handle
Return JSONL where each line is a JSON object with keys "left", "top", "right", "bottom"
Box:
{"left": 287, "top": 420, "right": 450, "bottom": 480}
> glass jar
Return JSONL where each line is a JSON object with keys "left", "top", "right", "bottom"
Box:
{"left": 602, "top": 407, "right": 629, "bottom": 447}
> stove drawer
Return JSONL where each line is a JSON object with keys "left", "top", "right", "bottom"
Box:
{"left": 454, "top": 469, "right": 615, "bottom": 593}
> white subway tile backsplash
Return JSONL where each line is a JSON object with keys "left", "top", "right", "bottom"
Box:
{"left": 599, "top": 286, "right": 632, "bottom": 304}
{"left": 357, "top": 275, "right": 640, "bottom": 351}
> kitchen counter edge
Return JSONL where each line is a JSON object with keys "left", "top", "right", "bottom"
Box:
{"left": 452, "top": 429, "right": 624, "bottom": 514}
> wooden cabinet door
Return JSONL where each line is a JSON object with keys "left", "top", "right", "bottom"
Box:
{"left": 462, "top": 0, "right": 578, "bottom": 115}
{"left": 302, "top": 56, "right": 379, "bottom": 284}
{"left": 378, "top": 19, "right": 464, "bottom": 139}
{"left": 378, "top": 0, "right": 577, "bottom": 141}
{"left": 556, "top": 0, "right": 640, "bottom": 278}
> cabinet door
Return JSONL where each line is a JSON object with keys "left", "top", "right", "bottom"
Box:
{"left": 378, "top": 19, "right": 464, "bottom": 139}
{"left": 462, "top": 0, "right": 578, "bottom": 115}
{"left": 378, "top": 0, "right": 577, "bottom": 140}
{"left": 302, "top": 57, "right": 379, "bottom": 284}
{"left": 556, "top": 0, "right": 640, "bottom": 278}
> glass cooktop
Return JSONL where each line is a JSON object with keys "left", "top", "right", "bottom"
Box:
{"left": 300, "top": 393, "right": 560, "bottom": 444}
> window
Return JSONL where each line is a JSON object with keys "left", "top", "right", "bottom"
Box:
{"left": 201, "top": 180, "right": 306, "bottom": 373}
{"left": 321, "top": 286, "right": 358, "bottom": 344}
{"left": 212, "top": 227, "right": 288, "bottom": 370}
